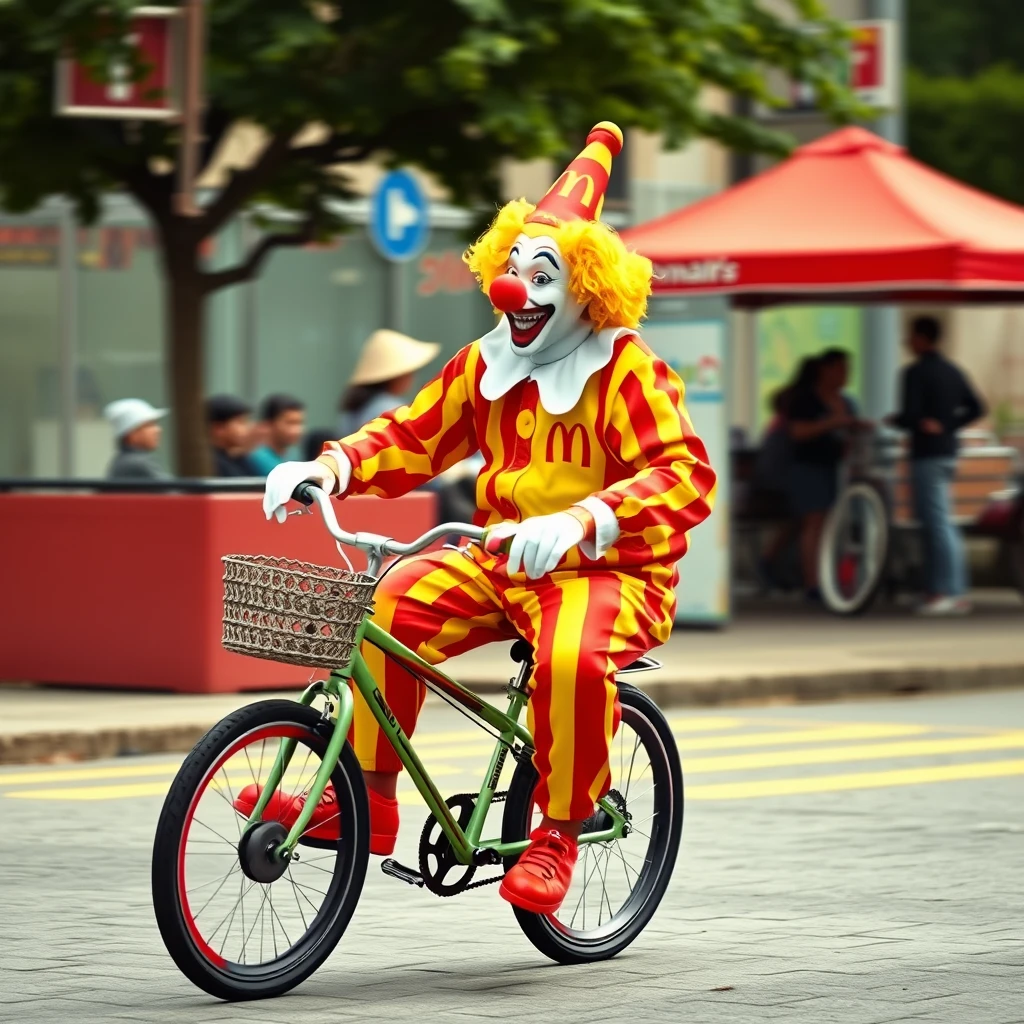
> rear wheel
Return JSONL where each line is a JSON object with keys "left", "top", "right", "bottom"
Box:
{"left": 500, "top": 682, "right": 683, "bottom": 964}
{"left": 152, "top": 700, "right": 369, "bottom": 1000}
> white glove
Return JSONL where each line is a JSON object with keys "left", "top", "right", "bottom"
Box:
{"left": 263, "top": 458, "right": 345, "bottom": 524}
{"left": 491, "top": 512, "right": 585, "bottom": 579}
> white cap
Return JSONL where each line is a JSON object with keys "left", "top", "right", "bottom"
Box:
{"left": 104, "top": 398, "right": 167, "bottom": 439}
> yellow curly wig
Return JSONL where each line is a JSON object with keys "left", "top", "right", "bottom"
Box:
{"left": 463, "top": 199, "right": 652, "bottom": 331}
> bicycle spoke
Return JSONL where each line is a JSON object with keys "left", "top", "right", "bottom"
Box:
{"left": 288, "top": 867, "right": 315, "bottom": 926}
{"left": 186, "top": 863, "right": 239, "bottom": 896}
{"left": 288, "top": 877, "right": 328, "bottom": 899}
{"left": 219, "top": 767, "right": 242, "bottom": 838}
{"left": 192, "top": 864, "right": 241, "bottom": 919}
{"left": 268, "top": 887, "right": 293, "bottom": 950}
{"left": 298, "top": 811, "right": 340, "bottom": 842}
{"left": 612, "top": 839, "right": 639, "bottom": 888}
{"left": 269, "top": 887, "right": 279, "bottom": 958}
{"left": 295, "top": 859, "right": 335, "bottom": 876}
{"left": 238, "top": 885, "right": 271, "bottom": 965}
{"left": 207, "top": 781, "right": 248, "bottom": 818}
{"left": 568, "top": 845, "right": 591, "bottom": 929}
{"left": 596, "top": 845, "right": 615, "bottom": 925}
{"left": 190, "top": 817, "right": 238, "bottom": 848}
{"left": 622, "top": 734, "right": 641, "bottom": 801}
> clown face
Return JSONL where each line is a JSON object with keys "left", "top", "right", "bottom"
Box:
{"left": 503, "top": 234, "right": 588, "bottom": 357}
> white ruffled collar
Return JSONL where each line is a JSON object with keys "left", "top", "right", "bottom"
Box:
{"left": 478, "top": 318, "right": 633, "bottom": 415}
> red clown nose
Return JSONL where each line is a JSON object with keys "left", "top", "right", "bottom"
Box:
{"left": 489, "top": 274, "right": 528, "bottom": 313}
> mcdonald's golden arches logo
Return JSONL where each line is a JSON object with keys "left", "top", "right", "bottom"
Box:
{"left": 545, "top": 422, "right": 591, "bottom": 467}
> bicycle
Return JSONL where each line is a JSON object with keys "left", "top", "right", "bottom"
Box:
{"left": 152, "top": 483, "right": 684, "bottom": 1001}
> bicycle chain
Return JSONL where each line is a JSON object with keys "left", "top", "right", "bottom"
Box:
{"left": 418, "top": 790, "right": 509, "bottom": 897}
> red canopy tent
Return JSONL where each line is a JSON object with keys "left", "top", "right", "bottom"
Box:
{"left": 622, "top": 127, "right": 1024, "bottom": 308}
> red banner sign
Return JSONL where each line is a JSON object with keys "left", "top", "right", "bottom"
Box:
{"left": 55, "top": 7, "right": 181, "bottom": 120}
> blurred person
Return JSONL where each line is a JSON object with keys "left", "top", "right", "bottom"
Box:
{"left": 302, "top": 428, "right": 337, "bottom": 464}
{"left": 787, "top": 349, "right": 863, "bottom": 601}
{"left": 336, "top": 329, "right": 440, "bottom": 436}
{"left": 754, "top": 357, "right": 821, "bottom": 589}
{"left": 249, "top": 394, "right": 306, "bottom": 476}
{"left": 103, "top": 398, "right": 170, "bottom": 480}
{"left": 206, "top": 394, "right": 257, "bottom": 477}
{"left": 888, "top": 316, "right": 985, "bottom": 616}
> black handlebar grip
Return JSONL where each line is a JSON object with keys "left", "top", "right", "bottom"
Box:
{"left": 292, "top": 481, "right": 317, "bottom": 507}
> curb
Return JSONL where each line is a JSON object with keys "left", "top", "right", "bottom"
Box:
{"left": 2, "top": 663, "right": 1022, "bottom": 766}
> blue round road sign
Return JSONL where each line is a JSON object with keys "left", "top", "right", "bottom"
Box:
{"left": 369, "top": 169, "right": 429, "bottom": 262}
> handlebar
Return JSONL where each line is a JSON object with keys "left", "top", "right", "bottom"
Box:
{"left": 292, "top": 483, "right": 490, "bottom": 574}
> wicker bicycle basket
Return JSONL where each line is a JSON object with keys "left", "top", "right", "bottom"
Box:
{"left": 221, "top": 554, "right": 376, "bottom": 669}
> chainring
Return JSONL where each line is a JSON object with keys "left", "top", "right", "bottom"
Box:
{"left": 418, "top": 794, "right": 478, "bottom": 896}
{"left": 418, "top": 792, "right": 512, "bottom": 897}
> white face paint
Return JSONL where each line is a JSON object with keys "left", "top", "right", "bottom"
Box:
{"left": 504, "top": 234, "right": 588, "bottom": 357}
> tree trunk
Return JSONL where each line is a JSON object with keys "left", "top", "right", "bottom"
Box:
{"left": 164, "top": 247, "right": 212, "bottom": 477}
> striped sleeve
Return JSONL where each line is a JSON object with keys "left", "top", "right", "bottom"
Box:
{"left": 319, "top": 344, "right": 480, "bottom": 499}
{"left": 592, "top": 344, "right": 716, "bottom": 564}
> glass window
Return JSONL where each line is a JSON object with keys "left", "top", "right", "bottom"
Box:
{"left": 75, "top": 222, "right": 169, "bottom": 476}
{"left": 251, "top": 230, "right": 389, "bottom": 438}
{"left": 0, "top": 219, "right": 63, "bottom": 477}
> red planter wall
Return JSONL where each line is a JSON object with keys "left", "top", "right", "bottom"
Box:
{"left": 0, "top": 492, "right": 436, "bottom": 693}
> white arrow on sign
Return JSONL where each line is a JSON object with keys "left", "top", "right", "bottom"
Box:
{"left": 386, "top": 187, "right": 420, "bottom": 241}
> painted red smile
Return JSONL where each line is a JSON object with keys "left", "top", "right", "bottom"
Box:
{"left": 507, "top": 305, "right": 554, "bottom": 347}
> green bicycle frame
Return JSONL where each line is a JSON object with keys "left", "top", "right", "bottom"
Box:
{"left": 249, "top": 615, "right": 628, "bottom": 864}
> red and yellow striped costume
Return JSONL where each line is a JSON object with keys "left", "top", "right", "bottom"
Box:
{"left": 321, "top": 332, "right": 715, "bottom": 820}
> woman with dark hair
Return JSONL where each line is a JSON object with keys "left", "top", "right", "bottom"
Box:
{"left": 753, "top": 357, "right": 821, "bottom": 590}
{"left": 786, "top": 348, "right": 862, "bottom": 600}
{"left": 336, "top": 330, "right": 440, "bottom": 436}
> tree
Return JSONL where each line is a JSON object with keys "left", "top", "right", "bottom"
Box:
{"left": 0, "top": 0, "right": 859, "bottom": 475}
{"left": 907, "top": 66, "right": 1024, "bottom": 207}
{"left": 906, "top": 0, "right": 1024, "bottom": 206}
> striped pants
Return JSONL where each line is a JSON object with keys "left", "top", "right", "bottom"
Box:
{"left": 352, "top": 547, "right": 673, "bottom": 821}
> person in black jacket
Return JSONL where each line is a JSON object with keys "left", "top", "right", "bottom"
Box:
{"left": 889, "top": 317, "right": 985, "bottom": 616}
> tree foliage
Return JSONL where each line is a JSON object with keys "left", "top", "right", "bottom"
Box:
{"left": 907, "top": 0, "right": 1024, "bottom": 77}
{"left": 907, "top": 65, "right": 1024, "bottom": 207}
{"left": 906, "top": 0, "right": 1024, "bottom": 205}
{"left": 0, "top": 0, "right": 859, "bottom": 473}
{"left": 1, "top": 0, "right": 859, "bottom": 230}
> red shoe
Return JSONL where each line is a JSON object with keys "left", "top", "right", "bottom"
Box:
{"left": 233, "top": 784, "right": 399, "bottom": 855}
{"left": 499, "top": 828, "right": 578, "bottom": 915}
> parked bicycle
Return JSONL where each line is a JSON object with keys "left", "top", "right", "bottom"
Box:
{"left": 151, "top": 484, "right": 683, "bottom": 1000}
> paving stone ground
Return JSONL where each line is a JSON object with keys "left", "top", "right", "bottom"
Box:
{"left": 1, "top": 690, "right": 1022, "bottom": 1024}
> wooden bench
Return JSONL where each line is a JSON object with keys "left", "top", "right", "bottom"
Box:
{"left": 890, "top": 446, "right": 1019, "bottom": 528}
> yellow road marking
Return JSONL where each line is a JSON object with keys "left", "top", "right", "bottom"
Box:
{"left": 687, "top": 732, "right": 1024, "bottom": 773}
{"left": 0, "top": 723, "right": 936, "bottom": 788}
{"left": 678, "top": 723, "right": 929, "bottom": 752}
{"left": 688, "top": 759, "right": 1024, "bottom": 800}
{"left": 2, "top": 765, "right": 462, "bottom": 801}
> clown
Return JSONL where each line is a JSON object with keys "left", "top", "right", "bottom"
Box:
{"left": 261, "top": 122, "right": 716, "bottom": 915}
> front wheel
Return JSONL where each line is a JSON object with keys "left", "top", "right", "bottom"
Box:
{"left": 819, "top": 480, "right": 890, "bottom": 615}
{"left": 151, "top": 699, "right": 369, "bottom": 1000}
{"left": 501, "top": 681, "right": 683, "bottom": 964}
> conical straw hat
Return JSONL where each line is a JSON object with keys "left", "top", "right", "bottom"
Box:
{"left": 349, "top": 329, "right": 441, "bottom": 386}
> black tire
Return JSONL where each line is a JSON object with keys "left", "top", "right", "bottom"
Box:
{"left": 501, "top": 681, "right": 683, "bottom": 964}
{"left": 152, "top": 699, "right": 369, "bottom": 1001}
{"left": 819, "top": 480, "right": 890, "bottom": 615}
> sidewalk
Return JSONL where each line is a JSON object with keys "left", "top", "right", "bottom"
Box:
{"left": 2, "top": 594, "right": 1022, "bottom": 764}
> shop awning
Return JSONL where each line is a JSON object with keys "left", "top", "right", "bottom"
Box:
{"left": 622, "top": 127, "right": 1024, "bottom": 307}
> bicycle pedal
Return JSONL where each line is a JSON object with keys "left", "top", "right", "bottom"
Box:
{"left": 381, "top": 858, "right": 424, "bottom": 887}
